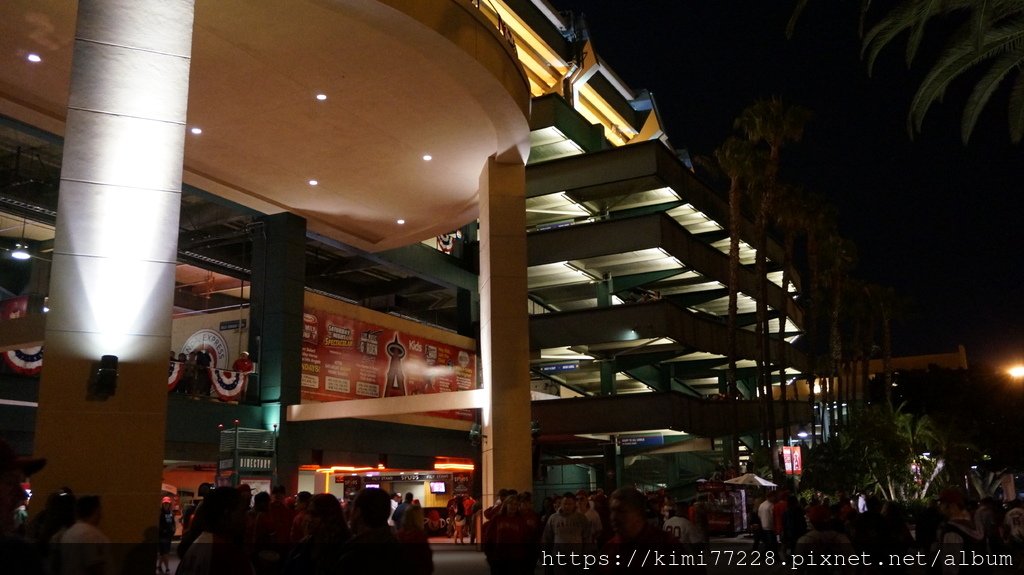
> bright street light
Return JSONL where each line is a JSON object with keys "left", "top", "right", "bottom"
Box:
{"left": 1009, "top": 365, "right": 1024, "bottom": 378}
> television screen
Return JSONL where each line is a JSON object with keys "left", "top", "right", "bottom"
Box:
{"left": 429, "top": 481, "right": 446, "bottom": 494}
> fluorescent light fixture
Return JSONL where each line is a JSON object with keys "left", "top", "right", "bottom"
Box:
{"left": 27, "top": 53, "right": 41, "bottom": 63}
{"left": 11, "top": 219, "right": 30, "bottom": 259}
{"left": 11, "top": 244, "right": 30, "bottom": 260}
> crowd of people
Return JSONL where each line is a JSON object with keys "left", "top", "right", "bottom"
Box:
{"left": 168, "top": 350, "right": 255, "bottom": 399}
{"left": 5, "top": 437, "right": 1024, "bottom": 575}
{"left": 747, "top": 488, "right": 1024, "bottom": 574}
{"left": 480, "top": 487, "right": 707, "bottom": 574}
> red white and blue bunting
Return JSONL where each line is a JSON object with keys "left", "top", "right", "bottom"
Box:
{"left": 168, "top": 361, "right": 185, "bottom": 391}
{"left": 3, "top": 346, "right": 43, "bottom": 376}
{"left": 210, "top": 367, "right": 247, "bottom": 401}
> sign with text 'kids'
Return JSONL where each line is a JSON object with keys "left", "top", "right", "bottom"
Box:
{"left": 299, "top": 307, "right": 477, "bottom": 420}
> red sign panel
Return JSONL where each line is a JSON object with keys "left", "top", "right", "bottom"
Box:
{"left": 782, "top": 445, "right": 803, "bottom": 475}
{"left": 299, "top": 308, "right": 477, "bottom": 420}
{"left": 0, "top": 296, "right": 29, "bottom": 320}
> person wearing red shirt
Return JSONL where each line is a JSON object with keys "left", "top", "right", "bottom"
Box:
{"left": 233, "top": 351, "right": 254, "bottom": 373}
{"left": 482, "top": 494, "right": 534, "bottom": 574}
{"left": 268, "top": 485, "right": 295, "bottom": 548}
{"left": 772, "top": 490, "right": 789, "bottom": 561}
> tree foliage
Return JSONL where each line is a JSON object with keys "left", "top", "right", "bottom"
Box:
{"left": 800, "top": 402, "right": 974, "bottom": 500}
{"left": 790, "top": 0, "right": 1024, "bottom": 143}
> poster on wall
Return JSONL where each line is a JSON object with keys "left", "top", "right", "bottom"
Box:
{"left": 299, "top": 308, "right": 477, "bottom": 420}
{"left": 452, "top": 472, "right": 472, "bottom": 495}
{"left": 781, "top": 445, "right": 803, "bottom": 475}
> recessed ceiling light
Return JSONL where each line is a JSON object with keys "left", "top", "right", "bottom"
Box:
{"left": 316, "top": 94, "right": 327, "bottom": 101}
{"left": 309, "top": 179, "right": 318, "bottom": 186}
{"left": 422, "top": 155, "right": 432, "bottom": 161}
{"left": 396, "top": 219, "right": 405, "bottom": 225}
{"left": 26, "top": 53, "right": 41, "bottom": 63}
{"left": 190, "top": 127, "right": 202, "bottom": 135}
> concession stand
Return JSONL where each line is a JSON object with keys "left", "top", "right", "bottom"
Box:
{"left": 696, "top": 479, "right": 748, "bottom": 535}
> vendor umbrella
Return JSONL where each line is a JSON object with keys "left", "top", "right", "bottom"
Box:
{"left": 723, "top": 473, "right": 777, "bottom": 488}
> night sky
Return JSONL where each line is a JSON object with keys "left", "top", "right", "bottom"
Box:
{"left": 550, "top": 1, "right": 1024, "bottom": 368}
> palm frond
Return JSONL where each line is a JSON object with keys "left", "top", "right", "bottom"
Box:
{"left": 905, "top": 0, "right": 947, "bottom": 67}
{"left": 1007, "top": 69, "right": 1024, "bottom": 141}
{"left": 961, "top": 44, "right": 1024, "bottom": 142}
{"left": 786, "top": 0, "right": 811, "bottom": 39}
{"left": 863, "top": 1, "right": 925, "bottom": 74}
{"left": 972, "top": 0, "right": 992, "bottom": 53}
{"left": 859, "top": 0, "right": 874, "bottom": 38}
{"left": 909, "top": 18, "right": 1024, "bottom": 136}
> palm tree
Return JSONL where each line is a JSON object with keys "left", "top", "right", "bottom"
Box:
{"left": 821, "top": 233, "right": 857, "bottom": 439}
{"left": 734, "top": 98, "right": 812, "bottom": 447}
{"left": 865, "top": 284, "right": 906, "bottom": 405}
{"left": 715, "top": 137, "right": 765, "bottom": 396}
{"left": 800, "top": 192, "right": 836, "bottom": 445}
{"left": 772, "top": 185, "right": 811, "bottom": 442}
{"left": 714, "top": 136, "right": 766, "bottom": 467}
{"left": 791, "top": 0, "right": 1024, "bottom": 143}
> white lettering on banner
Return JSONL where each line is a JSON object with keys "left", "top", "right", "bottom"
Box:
{"left": 182, "top": 329, "right": 230, "bottom": 368}
{"left": 355, "top": 382, "right": 379, "bottom": 397}
{"left": 325, "top": 376, "right": 349, "bottom": 393}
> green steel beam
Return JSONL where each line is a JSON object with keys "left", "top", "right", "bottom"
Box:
{"left": 609, "top": 269, "right": 688, "bottom": 294}
{"left": 608, "top": 200, "right": 688, "bottom": 220}
{"left": 529, "top": 369, "right": 591, "bottom": 397}
{"left": 665, "top": 289, "right": 729, "bottom": 309}
{"left": 600, "top": 361, "right": 616, "bottom": 395}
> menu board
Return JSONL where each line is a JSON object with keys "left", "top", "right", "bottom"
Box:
{"left": 300, "top": 307, "right": 477, "bottom": 420}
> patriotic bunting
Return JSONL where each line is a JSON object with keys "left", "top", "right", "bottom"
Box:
{"left": 168, "top": 361, "right": 185, "bottom": 391}
{"left": 210, "top": 367, "right": 247, "bottom": 401}
{"left": 3, "top": 346, "right": 43, "bottom": 376}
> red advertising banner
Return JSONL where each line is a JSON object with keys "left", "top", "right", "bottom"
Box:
{"left": 300, "top": 307, "right": 477, "bottom": 420}
{"left": 0, "top": 296, "right": 29, "bottom": 320}
{"left": 781, "top": 445, "right": 803, "bottom": 475}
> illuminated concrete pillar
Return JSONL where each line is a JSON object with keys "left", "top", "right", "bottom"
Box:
{"left": 32, "top": 0, "right": 195, "bottom": 544}
{"left": 478, "top": 156, "right": 532, "bottom": 504}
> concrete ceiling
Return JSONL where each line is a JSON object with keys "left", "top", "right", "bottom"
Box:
{"left": 0, "top": 0, "right": 530, "bottom": 252}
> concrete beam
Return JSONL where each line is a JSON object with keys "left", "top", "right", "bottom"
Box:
{"left": 286, "top": 389, "right": 488, "bottom": 422}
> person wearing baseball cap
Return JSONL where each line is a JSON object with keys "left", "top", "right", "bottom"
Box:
{"left": 794, "top": 504, "right": 855, "bottom": 564}
{"left": 158, "top": 496, "right": 176, "bottom": 573}
{"left": 936, "top": 487, "right": 985, "bottom": 574}
{"left": 1, "top": 437, "right": 47, "bottom": 574}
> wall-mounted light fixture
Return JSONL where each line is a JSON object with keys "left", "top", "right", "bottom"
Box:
{"left": 469, "top": 423, "right": 485, "bottom": 446}
{"left": 94, "top": 354, "right": 119, "bottom": 397}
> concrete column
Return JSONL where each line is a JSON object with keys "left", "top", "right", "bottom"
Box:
{"left": 478, "top": 156, "right": 531, "bottom": 505}
{"left": 249, "top": 212, "right": 306, "bottom": 490}
{"left": 32, "top": 0, "right": 195, "bottom": 544}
